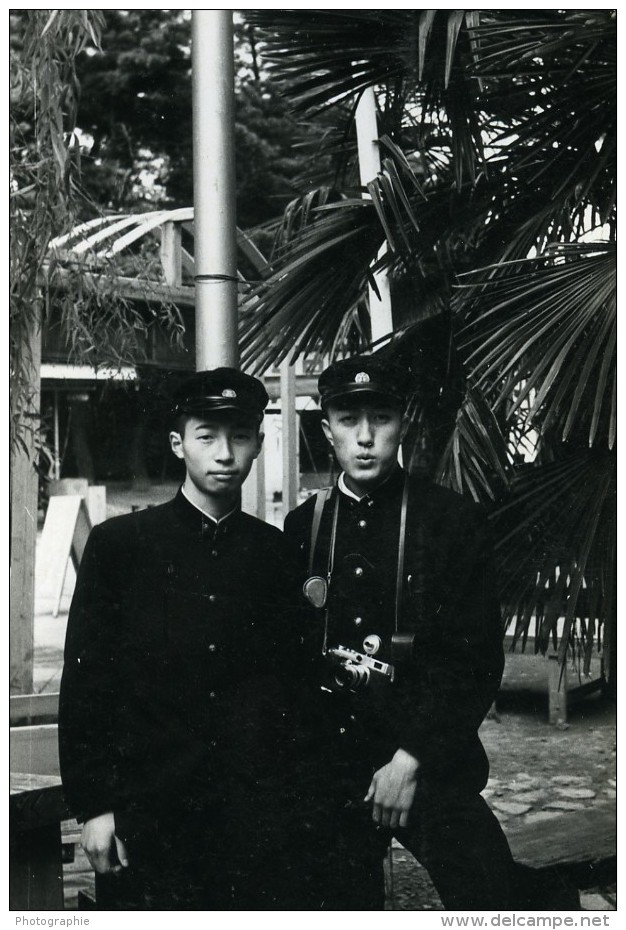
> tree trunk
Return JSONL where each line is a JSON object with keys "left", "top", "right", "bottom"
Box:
{"left": 10, "top": 310, "right": 41, "bottom": 694}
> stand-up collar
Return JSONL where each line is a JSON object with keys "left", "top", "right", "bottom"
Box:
{"left": 180, "top": 485, "right": 238, "bottom": 524}
{"left": 337, "top": 464, "right": 405, "bottom": 506}
{"left": 173, "top": 487, "right": 241, "bottom": 534}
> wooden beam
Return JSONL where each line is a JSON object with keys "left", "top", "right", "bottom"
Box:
{"left": 51, "top": 266, "right": 196, "bottom": 308}
{"left": 265, "top": 374, "right": 319, "bottom": 401}
{"left": 10, "top": 693, "right": 59, "bottom": 726}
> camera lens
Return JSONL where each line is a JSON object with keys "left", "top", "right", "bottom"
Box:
{"left": 334, "top": 663, "right": 370, "bottom": 691}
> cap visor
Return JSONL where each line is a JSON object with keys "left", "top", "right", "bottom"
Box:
{"left": 177, "top": 398, "right": 262, "bottom": 419}
{"left": 322, "top": 384, "right": 404, "bottom": 405}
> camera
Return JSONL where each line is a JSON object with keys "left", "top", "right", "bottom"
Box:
{"left": 325, "top": 645, "right": 396, "bottom": 693}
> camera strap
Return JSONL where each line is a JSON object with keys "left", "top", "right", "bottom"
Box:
{"left": 308, "top": 487, "right": 332, "bottom": 577}
{"left": 394, "top": 476, "right": 410, "bottom": 633}
{"left": 310, "top": 476, "right": 410, "bottom": 650}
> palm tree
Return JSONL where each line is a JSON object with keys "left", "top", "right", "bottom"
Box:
{"left": 238, "top": 10, "right": 616, "bottom": 683}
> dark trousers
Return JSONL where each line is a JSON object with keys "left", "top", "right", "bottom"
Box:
{"left": 289, "top": 782, "right": 516, "bottom": 910}
{"left": 285, "top": 742, "right": 581, "bottom": 912}
{"left": 281, "top": 728, "right": 519, "bottom": 912}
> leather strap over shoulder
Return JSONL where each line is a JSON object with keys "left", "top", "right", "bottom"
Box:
{"left": 308, "top": 487, "right": 332, "bottom": 577}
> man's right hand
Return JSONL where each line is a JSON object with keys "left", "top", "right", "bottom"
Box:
{"left": 81, "top": 812, "right": 129, "bottom": 874}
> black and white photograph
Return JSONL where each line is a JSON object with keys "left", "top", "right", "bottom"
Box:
{"left": 9, "top": 7, "right": 616, "bottom": 921}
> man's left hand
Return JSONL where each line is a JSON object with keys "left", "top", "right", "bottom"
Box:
{"left": 364, "top": 748, "right": 420, "bottom": 829}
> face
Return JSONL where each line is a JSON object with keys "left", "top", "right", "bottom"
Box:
{"left": 170, "top": 412, "right": 262, "bottom": 508}
{"left": 322, "top": 397, "right": 408, "bottom": 496}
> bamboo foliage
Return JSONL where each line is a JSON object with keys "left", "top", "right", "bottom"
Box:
{"left": 10, "top": 11, "right": 184, "bottom": 454}
{"left": 10, "top": 10, "right": 106, "bottom": 453}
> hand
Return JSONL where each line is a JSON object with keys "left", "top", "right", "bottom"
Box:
{"left": 81, "top": 812, "right": 129, "bottom": 874}
{"left": 364, "top": 749, "right": 420, "bottom": 829}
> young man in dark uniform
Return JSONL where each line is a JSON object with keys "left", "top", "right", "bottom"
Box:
{"left": 59, "top": 368, "right": 303, "bottom": 910}
{"left": 283, "top": 355, "right": 518, "bottom": 910}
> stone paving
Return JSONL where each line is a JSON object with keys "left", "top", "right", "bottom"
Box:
{"left": 484, "top": 773, "right": 617, "bottom": 825}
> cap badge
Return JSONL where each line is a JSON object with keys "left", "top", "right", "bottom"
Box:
{"left": 355, "top": 372, "right": 370, "bottom": 384}
{"left": 221, "top": 389, "right": 237, "bottom": 398}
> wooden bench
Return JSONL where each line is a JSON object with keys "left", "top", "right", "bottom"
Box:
{"left": 10, "top": 772, "right": 69, "bottom": 909}
{"left": 503, "top": 802, "right": 616, "bottom": 908}
{"left": 502, "top": 636, "right": 606, "bottom": 725}
{"left": 504, "top": 802, "right": 616, "bottom": 875}
{"left": 10, "top": 720, "right": 83, "bottom": 907}
{"left": 388, "top": 803, "right": 615, "bottom": 910}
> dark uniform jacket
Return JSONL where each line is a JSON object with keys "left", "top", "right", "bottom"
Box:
{"left": 283, "top": 466, "right": 504, "bottom": 791}
{"left": 59, "top": 489, "right": 302, "bottom": 829}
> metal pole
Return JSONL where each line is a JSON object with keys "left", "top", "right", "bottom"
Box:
{"left": 355, "top": 86, "right": 393, "bottom": 344}
{"left": 191, "top": 10, "right": 238, "bottom": 369}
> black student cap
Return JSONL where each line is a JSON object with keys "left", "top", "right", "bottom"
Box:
{"left": 172, "top": 368, "right": 268, "bottom": 422}
{"left": 318, "top": 355, "right": 410, "bottom": 409}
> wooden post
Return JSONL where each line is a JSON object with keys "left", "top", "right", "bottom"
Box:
{"left": 241, "top": 375, "right": 267, "bottom": 520}
{"left": 10, "top": 308, "right": 42, "bottom": 695}
{"left": 241, "top": 446, "right": 266, "bottom": 520}
{"left": 53, "top": 389, "right": 60, "bottom": 480}
{"left": 160, "top": 221, "right": 182, "bottom": 286}
{"left": 355, "top": 86, "right": 393, "bottom": 343}
{"left": 280, "top": 360, "right": 298, "bottom": 520}
{"left": 548, "top": 653, "right": 568, "bottom": 725}
{"left": 86, "top": 485, "right": 107, "bottom": 526}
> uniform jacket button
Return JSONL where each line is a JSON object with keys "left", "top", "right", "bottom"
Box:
{"left": 208, "top": 643, "right": 217, "bottom": 653}
{"left": 354, "top": 617, "right": 363, "bottom": 626}
{"left": 209, "top": 594, "right": 217, "bottom": 603}
{"left": 354, "top": 566, "right": 364, "bottom": 577}
{"left": 211, "top": 550, "right": 218, "bottom": 558}
{"left": 209, "top": 691, "right": 217, "bottom": 699}
{"left": 358, "top": 519, "right": 367, "bottom": 529}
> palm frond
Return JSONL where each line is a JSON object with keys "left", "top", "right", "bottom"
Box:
{"left": 245, "top": 10, "right": 480, "bottom": 109}
{"left": 239, "top": 192, "right": 382, "bottom": 371}
{"left": 457, "top": 243, "right": 616, "bottom": 449}
{"left": 492, "top": 450, "right": 615, "bottom": 671}
{"left": 469, "top": 11, "right": 616, "bottom": 244}
{"left": 434, "top": 384, "right": 510, "bottom": 503}
{"left": 245, "top": 10, "right": 489, "bottom": 186}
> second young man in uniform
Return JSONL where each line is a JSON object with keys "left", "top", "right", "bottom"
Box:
{"left": 284, "top": 355, "right": 519, "bottom": 910}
